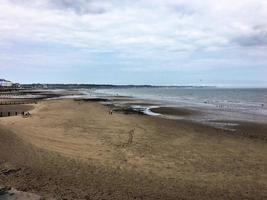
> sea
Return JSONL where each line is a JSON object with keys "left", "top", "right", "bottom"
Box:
{"left": 82, "top": 87, "right": 267, "bottom": 130}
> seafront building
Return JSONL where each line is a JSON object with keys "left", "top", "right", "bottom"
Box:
{"left": 0, "top": 79, "right": 12, "bottom": 87}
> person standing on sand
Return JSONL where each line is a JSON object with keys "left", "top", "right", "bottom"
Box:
{"left": 127, "top": 128, "right": 135, "bottom": 145}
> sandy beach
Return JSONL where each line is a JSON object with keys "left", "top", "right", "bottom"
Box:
{"left": 0, "top": 99, "right": 267, "bottom": 199}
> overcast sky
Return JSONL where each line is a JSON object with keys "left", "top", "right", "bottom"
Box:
{"left": 0, "top": 0, "right": 267, "bottom": 86}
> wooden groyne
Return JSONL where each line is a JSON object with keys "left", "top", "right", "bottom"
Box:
{"left": 0, "top": 111, "right": 31, "bottom": 118}
{"left": 0, "top": 101, "right": 37, "bottom": 105}
{"left": 0, "top": 111, "right": 20, "bottom": 117}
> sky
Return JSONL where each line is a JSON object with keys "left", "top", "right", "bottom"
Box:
{"left": 0, "top": 0, "right": 267, "bottom": 86}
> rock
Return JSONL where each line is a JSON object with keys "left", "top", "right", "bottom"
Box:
{"left": 0, "top": 187, "right": 44, "bottom": 199}
{"left": 1, "top": 168, "right": 21, "bottom": 176}
{"left": 0, "top": 186, "right": 8, "bottom": 195}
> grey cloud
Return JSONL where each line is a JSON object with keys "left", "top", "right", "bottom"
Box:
{"left": 235, "top": 34, "right": 267, "bottom": 47}
{"left": 9, "top": 0, "right": 109, "bottom": 15}
{"left": 233, "top": 27, "right": 267, "bottom": 47}
{"left": 171, "top": 4, "right": 195, "bottom": 16}
{"left": 50, "top": 0, "right": 108, "bottom": 15}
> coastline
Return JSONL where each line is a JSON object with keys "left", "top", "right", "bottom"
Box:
{"left": 0, "top": 98, "right": 267, "bottom": 199}
{"left": 92, "top": 88, "right": 267, "bottom": 127}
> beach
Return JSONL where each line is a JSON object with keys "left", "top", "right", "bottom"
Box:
{"left": 2, "top": 0, "right": 267, "bottom": 198}
{"left": 0, "top": 98, "right": 267, "bottom": 199}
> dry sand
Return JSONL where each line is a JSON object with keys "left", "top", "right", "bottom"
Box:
{"left": 0, "top": 99, "right": 267, "bottom": 199}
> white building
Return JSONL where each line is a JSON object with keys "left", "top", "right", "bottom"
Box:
{"left": 0, "top": 79, "right": 13, "bottom": 87}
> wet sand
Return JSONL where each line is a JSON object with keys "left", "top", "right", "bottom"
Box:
{"left": 0, "top": 99, "right": 267, "bottom": 199}
{"left": 150, "top": 106, "right": 199, "bottom": 116}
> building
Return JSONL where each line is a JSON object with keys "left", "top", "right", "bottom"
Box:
{"left": 0, "top": 79, "right": 13, "bottom": 87}
{"left": 12, "top": 83, "right": 21, "bottom": 88}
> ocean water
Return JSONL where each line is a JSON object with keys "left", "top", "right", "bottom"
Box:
{"left": 93, "top": 87, "right": 267, "bottom": 128}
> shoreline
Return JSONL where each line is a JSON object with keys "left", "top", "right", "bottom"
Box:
{"left": 91, "top": 88, "right": 267, "bottom": 125}
{"left": 78, "top": 93, "right": 267, "bottom": 131}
